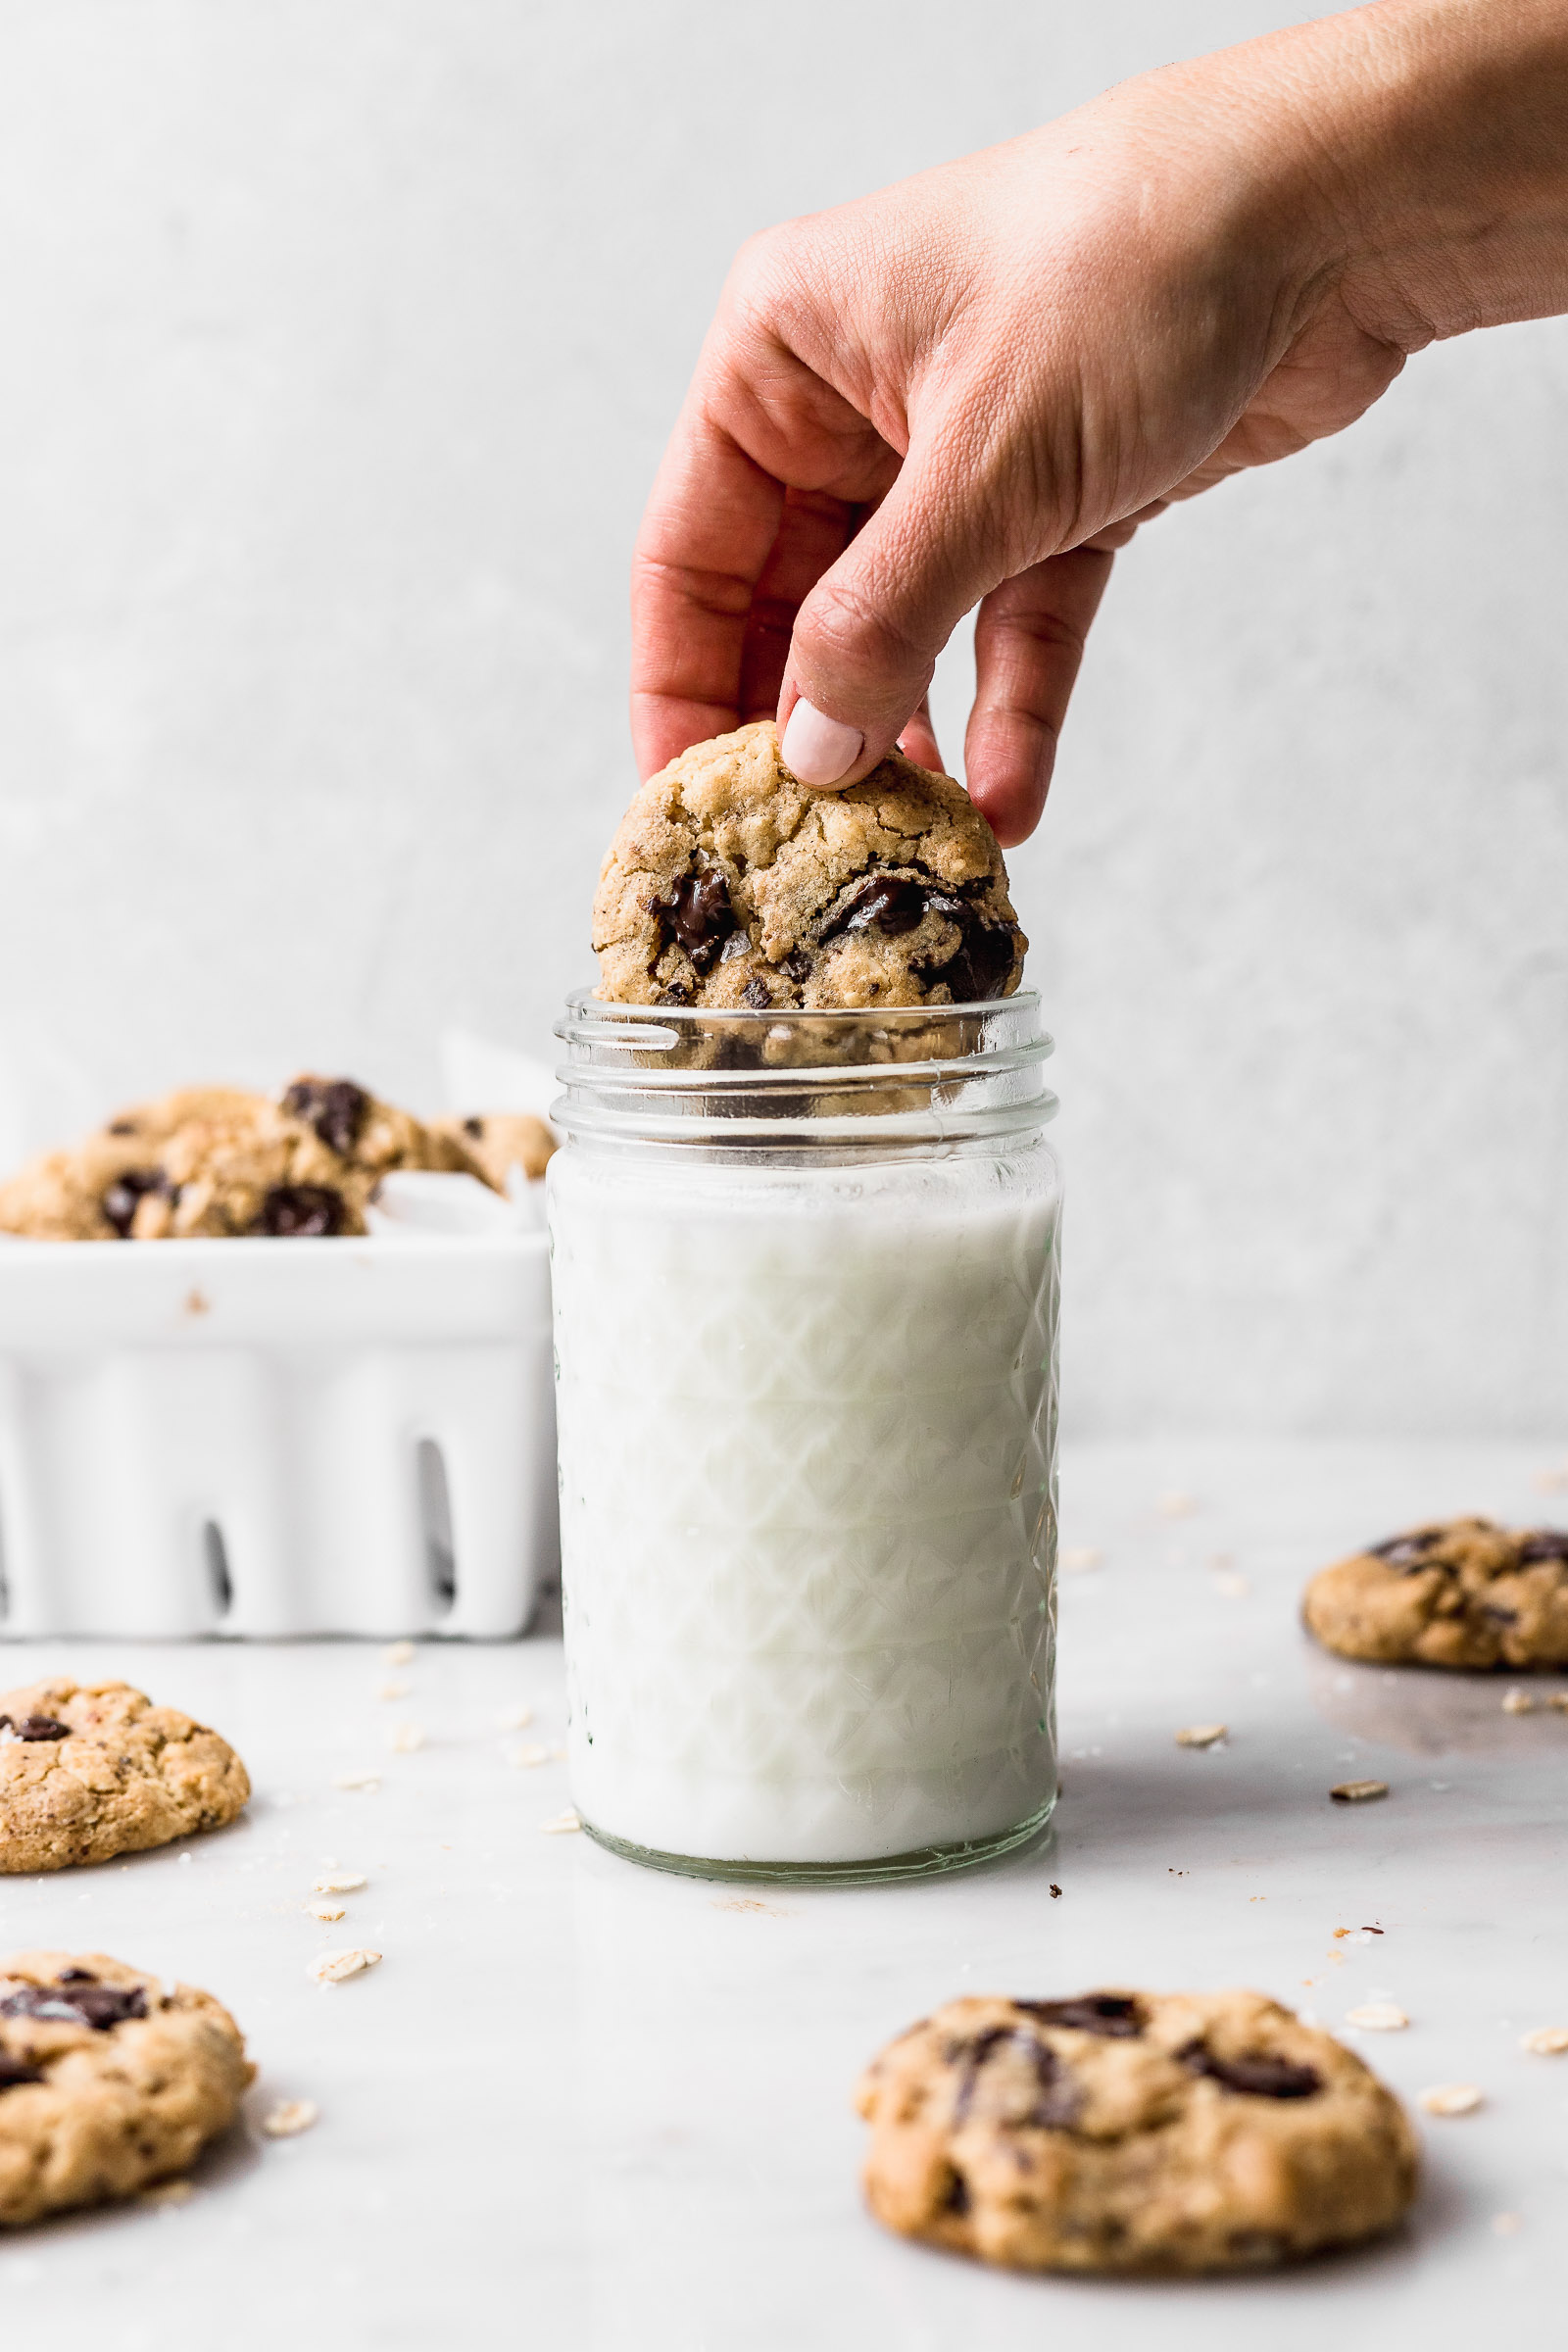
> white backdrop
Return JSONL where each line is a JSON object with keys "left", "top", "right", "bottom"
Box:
{"left": 0, "top": 0, "right": 1562, "bottom": 1438}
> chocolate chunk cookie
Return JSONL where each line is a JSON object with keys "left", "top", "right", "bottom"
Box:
{"left": 1303, "top": 1516, "right": 1568, "bottom": 1670}
{"left": 0, "top": 1950, "right": 252, "bottom": 2225}
{"left": 0, "top": 1681, "right": 250, "bottom": 1871}
{"left": 857, "top": 1989, "right": 1417, "bottom": 2273}
{"left": 0, "top": 1075, "right": 478, "bottom": 1242}
{"left": 430, "top": 1112, "right": 556, "bottom": 1189}
{"left": 593, "top": 721, "right": 1026, "bottom": 1009}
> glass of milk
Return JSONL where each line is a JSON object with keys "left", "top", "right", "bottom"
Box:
{"left": 549, "top": 992, "right": 1060, "bottom": 1883}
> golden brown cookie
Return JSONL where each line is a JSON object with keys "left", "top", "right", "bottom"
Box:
{"left": 430, "top": 1112, "right": 556, "bottom": 1189}
{"left": 593, "top": 721, "right": 1025, "bottom": 1010}
{"left": 0, "top": 1950, "right": 252, "bottom": 2225}
{"left": 856, "top": 1989, "right": 1418, "bottom": 2274}
{"left": 1303, "top": 1517, "right": 1568, "bottom": 1669}
{"left": 0, "top": 1681, "right": 250, "bottom": 1871}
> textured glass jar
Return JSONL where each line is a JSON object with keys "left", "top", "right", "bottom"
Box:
{"left": 549, "top": 991, "right": 1060, "bottom": 1885}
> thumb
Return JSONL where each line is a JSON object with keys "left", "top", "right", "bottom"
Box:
{"left": 776, "top": 455, "right": 1001, "bottom": 789}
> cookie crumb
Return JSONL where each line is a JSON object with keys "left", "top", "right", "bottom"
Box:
{"left": 388, "top": 1724, "right": 425, "bottom": 1754}
{"left": 1049, "top": 1883, "right": 1062, "bottom": 1898}
{"left": 498, "top": 1703, "right": 535, "bottom": 1730}
{"left": 384, "top": 1640, "right": 416, "bottom": 1666}
{"left": 1492, "top": 2211, "right": 1523, "bottom": 2236}
{"left": 1059, "top": 1546, "right": 1102, "bottom": 1574}
{"left": 1520, "top": 2025, "right": 1568, "bottom": 2055}
{"left": 1156, "top": 1491, "right": 1199, "bottom": 1518}
{"left": 538, "top": 1808, "right": 581, "bottom": 1836}
{"left": 1330, "top": 1780, "right": 1389, "bottom": 1803}
{"left": 1346, "top": 2002, "right": 1408, "bottom": 2031}
{"left": 313, "top": 1871, "right": 367, "bottom": 1894}
{"left": 333, "top": 1770, "right": 380, "bottom": 1791}
{"left": 1420, "top": 2082, "right": 1483, "bottom": 2117}
{"left": 261, "top": 2098, "right": 319, "bottom": 2138}
{"left": 308, "top": 1947, "right": 382, "bottom": 1984}
{"left": 140, "top": 2177, "right": 194, "bottom": 2206}
{"left": 306, "top": 1900, "right": 345, "bottom": 1922}
{"left": 1175, "top": 1724, "right": 1227, "bottom": 1749}
{"left": 1501, "top": 1689, "right": 1535, "bottom": 1716}
{"left": 376, "top": 1680, "right": 412, "bottom": 1702}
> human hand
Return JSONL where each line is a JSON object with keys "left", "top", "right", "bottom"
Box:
{"left": 631, "top": 0, "right": 1568, "bottom": 844}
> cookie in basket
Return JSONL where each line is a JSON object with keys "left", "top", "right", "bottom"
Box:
{"left": 0, "top": 1680, "right": 250, "bottom": 1871}
{"left": 593, "top": 720, "right": 1025, "bottom": 1010}
{"left": 0, "top": 1949, "right": 252, "bottom": 2225}
{"left": 1303, "top": 1515, "right": 1568, "bottom": 1669}
{"left": 856, "top": 1988, "right": 1417, "bottom": 2273}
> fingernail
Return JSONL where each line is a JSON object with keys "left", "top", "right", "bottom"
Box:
{"left": 780, "top": 700, "right": 864, "bottom": 788}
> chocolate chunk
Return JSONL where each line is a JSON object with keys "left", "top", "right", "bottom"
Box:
{"left": 55, "top": 1968, "right": 98, "bottom": 1984}
{"left": 0, "top": 1713, "right": 71, "bottom": 1741}
{"left": 780, "top": 950, "right": 813, "bottom": 982}
{"left": 101, "top": 1168, "right": 167, "bottom": 1239}
{"left": 252, "top": 1184, "right": 348, "bottom": 1238}
{"left": 0, "top": 2052, "right": 43, "bottom": 2091}
{"left": 936, "top": 913, "right": 1018, "bottom": 1004}
{"left": 106, "top": 1119, "right": 137, "bottom": 1136}
{"left": 741, "top": 979, "right": 772, "bottom": 1008}
{"left": 1021, "top": 2035, "right": 1082, "bottom": 2128}
{"left": 1369, "top": 1529, "right": 1446, "bottom": 1570}
{"left": 1181, "top": 2043, "right": 1322, "bottom": 2099}
{"left": 650, "top": 867, "right": 736, "bottom": 972}
{"left": 943, "top": 2170, "right": 970, "bottom": 2215}
{"left": 833, "top": 875, "right": 931, "bottom": 938}
{"left": 1519, "top": 1531, "right": 1568, "bottom": 1565}
{"left": 1015, "top": 1994, "right": 1144, "bottom": 2039}
{"left": 0, "top": 1981, "right": 146, "bottom": 2031}
{"left": 281, "top": 1078, "right": 370, "bottom": 1157}
{"left": 657, "top": 982, "right": 694, "bottom": 1006}
{"left": 462, "top": 1116, "right": 484, "bottom": 1139}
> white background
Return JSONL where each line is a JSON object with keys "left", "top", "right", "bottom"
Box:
{"left": 0, "top": 0, "right": 1562, "bottom": 1439}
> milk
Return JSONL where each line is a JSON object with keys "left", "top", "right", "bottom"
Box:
{"left": 550, "top": 1151, "right": 1059, "bottom": 1870}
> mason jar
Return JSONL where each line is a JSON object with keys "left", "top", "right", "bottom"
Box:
{"left": 548, "top": 990, "right": 1060, "bottom": 1885}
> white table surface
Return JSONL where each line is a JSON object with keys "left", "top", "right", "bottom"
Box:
{"left": 2, "top": 1436, "right": 1565, "bottom": 2348}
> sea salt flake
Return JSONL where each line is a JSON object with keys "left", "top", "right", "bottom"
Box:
{"left": 1420, "top": 2082, "right": 1483, "bottom": 2117}
{"left": 261, "top": 2099, "right": 319, "bottom": 2138}
{"left": 1175, "top": 1724, "right": 1227, "bottom": 1749}
{"left": 308, "top": 1947, "right": 382, "bottom": 1984}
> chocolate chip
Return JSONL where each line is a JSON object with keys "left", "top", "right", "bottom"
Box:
{"left": 1370, "top": 1529, "right": 1445, "bottom": 1569}
{"left": 0, "top": 2052, "right": 43, "bottom": 2091}
{"left": 462, "top": 1116, "right": 484, "bottom": 1139}
{"left": 780, "top": 950, "right": 813, "bottom": 982}
{"left": 1022, "top": 2036, "right": 1082, "bottom": 2128}
{"left": 935, "top": 913, "right": 1018, "bottom": 1004}
{"left": 281, "top": 1078, "right": 371, "bottom": 1157}
{"left": 657, "top": 982, "right": 694, "bottom": 1006}
{"left": 1014, "top": 1994, "right": 1144, "bottom": 2038}
{"left": 106, "top": 1119, "right": 137, "bottom": 1136}
{"left": 1519, "top": 1531, "right": 1568, "bottom": 1565}
{"left": 0, "top": 1981, "right": 146, "bottom": 2031}
{"left": 832, "top": 875, "right": 931, "bottom": 938}
{"left": 1181, "top": 2042, "right": 1322, "bottom": 2099}
{"left": 943, "top": 2170, "right": 970, "bottom": 2215}
{"left": 101, "top": 1168, "right": 167, "bottom": 1239}
{"left": 949, "top": 2024, "right": 1082, "bottom": 2130}
{"left": 0, "top": 1714, "right": 71, "bottom": 1741}
{"left": 252, "top": 1185, "right": 347, "bottom": 1238}
{"left": 650, "top": 867, "right": 736, "bottom": 972}
{"left": 741, "top": 979, "right": 772, "bottom": 1008}
{"left": 55, "top": 1968, "right": 98, "bottom": 1984}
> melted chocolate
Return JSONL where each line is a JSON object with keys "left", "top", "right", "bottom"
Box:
{"left": 0, "top": 1715, "right": 71, "bottom": 1741}
{"left": 650, "top": 868, "right": 737, "bottom": 972}
{"left": 1182, "top": 2043, "right": 1322, "bottom": 2099}
{"left": 101, "top": 1168, "right": 167, "bottom": 1239}
{"left": 281, "top": 1078, "right": 370, "bottom": 1157}
{"left": 1519, "top": 1531, "right": 1568, "bottom": 1565}
{"left": 0, "top": 2053, "right": 43, "bottom": 2092}
{"left": 1, "top": 1979, "right": 147, "bottom": 2032}
{"left": 949, "top": 2023, "right": 1083, "bottom": 2129}
{"left": 253, "top": 1184, "right": 347, "bottom": 1238}
{"left": 1015, "top": 1994, "right": 1144, "bottom": 2039}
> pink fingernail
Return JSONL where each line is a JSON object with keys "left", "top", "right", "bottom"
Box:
{"left": 780, "top": 700, "right": 864, "bottom": 788}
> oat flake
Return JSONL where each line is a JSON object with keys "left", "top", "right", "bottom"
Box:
{"left": 384, "top": 1640, "right": 416, "bottom": 1666}
{"left": 261, "top": 2099, "right": 319, "bottom": 2139}
{"left": 539, "top": 1808, "right": 581, "bottom": 1836}
{"left": 1346, "top": 2002, "right": 1408, "bottom": 2031}
{"left": 389, "top": 1724, "right": 426, "bottom": 1753}
{"left": 1501, "top": 1689, "right": 1535, "bottom": 1716}
{"left": 1175, "top": 1724, "right": 1227, "bottom": 1749}
{"left": 313, "top": 1872, "right": 368, "bottom": 1895}
{"left": 333, "top": 1770, "right": 380, "bottom": 1792}
{"left": 308, "top": 1947, "right": 382, "bottom": 1984}
{"left": 1521, "top": 2025, "right": 1568, "bottom": 2055}
{"left": 1420, "top": 2082, "right": 1483, "bottom": 2117}
{"left": 1330, "top": 1780, "right": 1389, "bottom": 1803}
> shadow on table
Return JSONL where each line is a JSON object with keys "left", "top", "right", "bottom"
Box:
{"left": 1304, "top": 1644, "right": 1568, "bottom": 1756}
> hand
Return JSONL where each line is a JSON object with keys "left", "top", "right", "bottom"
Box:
{"left": 631, "top": 0, "right": 1568, "bottom": 844}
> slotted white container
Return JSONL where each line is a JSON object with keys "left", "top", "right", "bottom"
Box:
{"left": 0, "top": 1230, "right": 556, "bottom": 1638}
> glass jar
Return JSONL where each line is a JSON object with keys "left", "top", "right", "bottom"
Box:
{"left": 549, "top": 990, "right": 1060, "bottom": 1885}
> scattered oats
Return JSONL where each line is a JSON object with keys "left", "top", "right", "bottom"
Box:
{"left": 1420, "top": 2082, "right": 1483, "bottom": 2118}
{"left": 1330, "top": 1780, "right": 1389, "bottom": 1804}
{"left": 1059, "top": 1546, "right": 1102, "bottom": 1574}
{"left": 333, "top": 1771, "right": 380, "bottom": 1792}
{"left": 1346, "top": 2002, "right": 1408, "bottom": 2031}
{"left": 1212, "top": 1571, "right": 1251, "bottom": 1598}
{"left": 1175, "top": 1724, "right": 1227, "bottom": 1749}
{"left": 306, "top": 1901, "right": 345, "bottom": 1923}
{"left": 376, "top": 1680, "right": 412, "bottom": 1702}
{"left": 388, "top": 1724, "right": 426, "bottom": 1754}
{"left": 1502, "top": 1689, "right": 1535, "bottom": 1716}
{"left": 1521, "top": 2025, "right": 1568, "bottom": 2055}
{"left": 140, "top": 2177, "right": 193, "bottom": 2206}
{"left": 509, "top": 1742, "right": 551, "bottom": 1768}
{"left": 1492, "top": 2212, "right": 1523, "bottom": 2236}
{"left": 538, "top": 1808, "right": 581, "bottom": 1836}
{"left": 384, "top": 1640, "right": 416, "bottom": 1666}
{"left": 261, "top": 2099, "right": 319, "bottom": 2139}
{"left": 498, "top": 1703, "right": 535, "bottom": 1730}
{"left": 313, "top": 1872, "right": 368, "bottom": 1895}
{"left": 308, "top": 1947, "right": 382, "bottom": 1984}
{"left": 1156, "top": 1491, "right": 1199, "bottom": 1518}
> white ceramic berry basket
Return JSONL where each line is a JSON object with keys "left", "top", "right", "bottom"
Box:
{"left": 0, "top": 1204, "right": 556, "bottom": 1640}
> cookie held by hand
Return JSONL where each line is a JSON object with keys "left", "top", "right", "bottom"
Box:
{"left": 856, "top": 1989, "right": 1417, "bottom": 2274}
{"left": 1303, "top": 1517, "right": 1568, "bottom": 1669}
{"left": 0, "top": 1950, "right": 253, "bottom": 2226}
{"left": 0, "top": 1681, "right": 250, "bottom": 1872}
